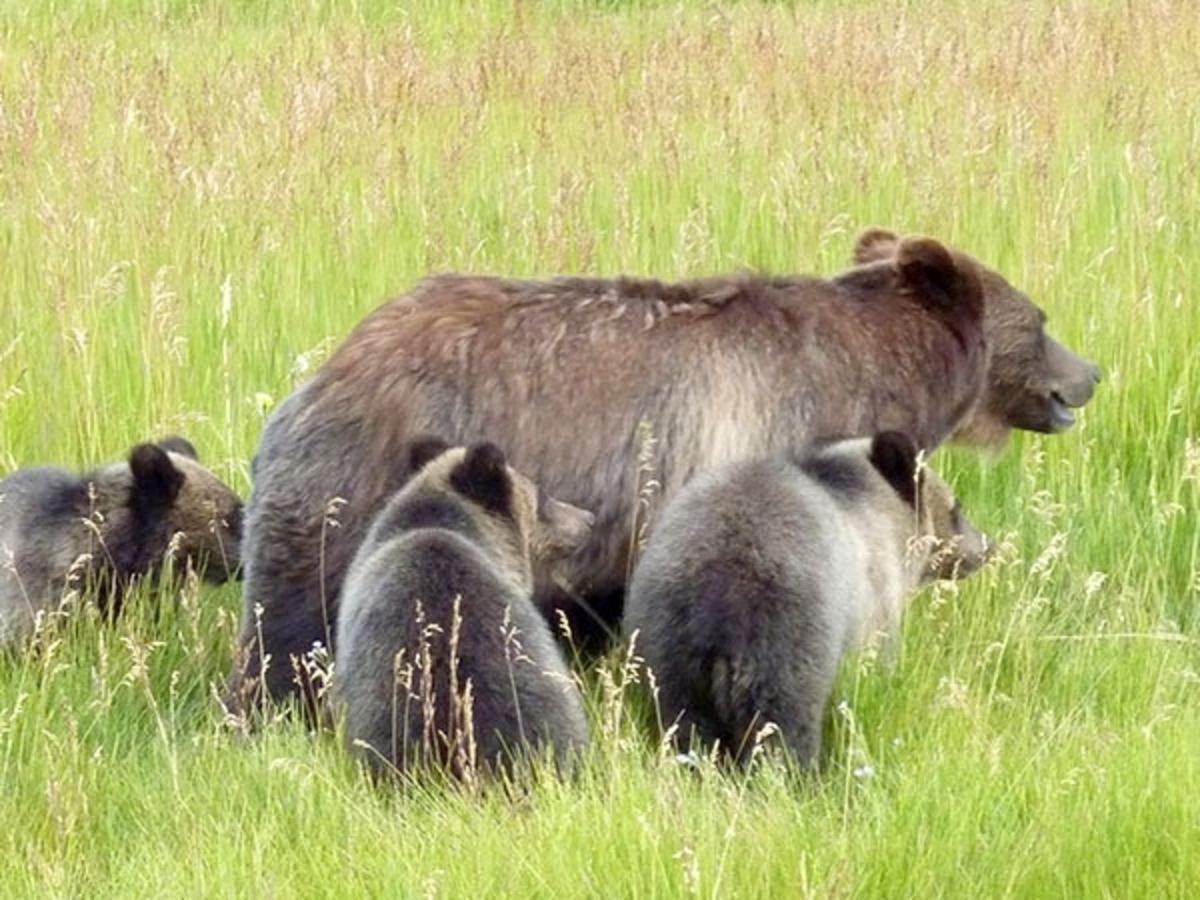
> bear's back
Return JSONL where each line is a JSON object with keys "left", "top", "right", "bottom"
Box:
{"left": 337, "top": 525, "right": 587, "bottom": 779}
{"left": 0, "top": 467, "right": 91, "bottom": 643}
{"left": 629, "top": 457, "right": 870, "bottom": 666}
{"left": 627, "top": 456, "right": 881, "bottom": 761}
{"left": 0, "top": 466, "right": 84, "bottom": 524}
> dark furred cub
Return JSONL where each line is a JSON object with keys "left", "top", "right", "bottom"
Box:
{"left": 334, "top": 438, "right": 594, "bottom": 781}
{"left": 624, "top": 432, "right": 988, "bottom": 767}
{"left": 0, "top": 438, "right": 243, "bottom": 649}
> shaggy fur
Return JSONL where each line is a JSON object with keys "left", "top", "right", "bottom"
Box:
{"left": 0, "top": 438, "right": 242, "bottom": 648}
{"left": 623, "top": 432, "right": 988, "bottom": 767}
{"left": 334, "top": 439, "right": 593, "bottom": 780}
{"left": 228, "top": 229, "right": 1095, "bottom": 711}
{"left": 854, "top": 229, "right": 1102, "bottom": 444}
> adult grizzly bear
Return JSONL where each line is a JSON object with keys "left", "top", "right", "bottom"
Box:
{"left": 230, "top": 230, "right": 1098, "bottom": 713}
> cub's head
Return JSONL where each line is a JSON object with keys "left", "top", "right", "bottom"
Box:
{"left": 866, "top": 431, "right": 990, "bottom": 582}
{"left": 126, "top": 437, "right": 243, "bottom": 583}
{"left": 401, "top": 436, "right": 594, "bottom": 583}
{"left": 855, "top": 229, "right": 1101, "bottom": 450}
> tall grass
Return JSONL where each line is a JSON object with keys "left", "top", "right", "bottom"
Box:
{"left": 1, "top": 0, "right": 1197, "bottom": 896}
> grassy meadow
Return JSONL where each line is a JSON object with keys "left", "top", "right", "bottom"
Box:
{"left": 1, "top": 0, "right": 1198, "bottom": 895}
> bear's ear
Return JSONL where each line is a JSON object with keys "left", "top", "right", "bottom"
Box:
{"left": 854, "top": 228, "right": 900, "bottom": 264}
{"left": 128, "top": 443, "right": 186, "bottom": 513}
{"left": 450, "top": 442, "right": 512, "bottom": 516}
{"left": 158, "top": 435, "right": 199, "bottom": 460}
{"left": 868, "top": 431, "right": 921, "bottom": 507}
{"left": 407, "top": 435, "right": 451, "bottom": 473}
{"left": 895, "top": 237, "right": 983, "bottom": 318}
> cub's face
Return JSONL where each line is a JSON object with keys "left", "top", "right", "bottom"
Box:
{"left": 917, "top": 469, "right": 989, "bottom": 582}
{"left": 165, "top": 454, "right": 244, "bottom": 583}
{"left": 128, "top": 437, "right": 244, "bottom": 584}
{"left": 865, "top": 431, "right": 989, "bottom": 584}
{"left": 508, "top": 469, "right": 594, "bottom": 567}
{"left": 407, "top": 437, "right": 594, "bottom": 572}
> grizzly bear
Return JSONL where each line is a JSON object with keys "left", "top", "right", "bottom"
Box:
{"left": 0, "top": 437, "right": 243, "bottom": 648}
{"left": 854, "top": 230, "right": 1101, "bottom": 444}
{"left": 623, "top": 431, "right": 988, "bottom": 767}
{"left": 334, "top": 437, "right": 593, "bottom": 781}
{"left": 229, "top": 229, "right": 1098, "bottom": 712}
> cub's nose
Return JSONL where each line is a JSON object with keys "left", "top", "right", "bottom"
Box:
{"left": 1088, "top": 362, "right": 1102, "bottom": 385}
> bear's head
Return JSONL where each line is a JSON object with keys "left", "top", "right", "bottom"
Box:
{"left": 855, "top": 229, "right": 1101, "bottom": 450}
{"left": 124, "top": 436, "right": 243, "bottom": 584}
{"left": 401, "top": 436, "right": 595, "bottom": 590}
{"left": 866, "top": 431, "right": 990, "bottom": 583}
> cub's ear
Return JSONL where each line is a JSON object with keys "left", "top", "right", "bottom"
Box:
{"left": 854, "top": 228, "right": 900, "bottom": 264}
{"left": 407, "top": 435, "right": 452, "bottom": 473}
{"left": 450, "top": 442, "right": 511, "bottom": 515}
{"left": 158, "top": 435, "right": 199, "bottom": 460}
{"left": 128, "top": 443, "right": 186, "bottom": 513}
{"left": 895, "top": 237, "right": 983, "bottom": 320}
{"left": 868, "top": 431, "right": 921, "bottom": 507}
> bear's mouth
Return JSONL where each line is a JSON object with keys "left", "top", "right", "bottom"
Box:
{"left": 1046, "top": 392, "right": 1077, "bottom": 432}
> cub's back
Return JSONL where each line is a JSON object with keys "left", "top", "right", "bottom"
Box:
{"left": 629, "top": 458, "right": 868, "bottom": 641}
{"left": 626, "top": 457, "right": 877, "bottom": 761}
{"left": 0, "top": 467, "right": 84, "bottom": 545}
{"left": 336, "top": 526, "right": 518, "bottom": 712}
{"left": 0, "top": 468, "right": 90, "bottom": 640}
{"left": 336, "top": 526, "right": 587, "bottom": 777}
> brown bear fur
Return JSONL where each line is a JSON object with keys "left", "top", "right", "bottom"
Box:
{"left": 854, "top": 229, "right": 1101, "bottom": 443}
{"left": 228, "top": 230, "right": 1094, "bottom": 713}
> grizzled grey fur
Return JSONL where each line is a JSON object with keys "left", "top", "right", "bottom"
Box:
{"left": 0, "top": 437, "right": 243, "bottom": 648}
{"left": 623, "top": 432, "right": 988, "bottom": 767}
{"left": 334, "top": 439, "right": 593, "bottom": 781}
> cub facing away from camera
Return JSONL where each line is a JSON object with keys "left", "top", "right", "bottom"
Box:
{"left": 0, "top": 437, "right": 243, "bottom": 649}
{"left": 334, "top": 438, "right": 594, "bottom": 781}
{"left": 624, "top": 432, "right": 989, "bottom": 767}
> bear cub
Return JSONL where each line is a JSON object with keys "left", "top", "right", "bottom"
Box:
{"left": 624, "top": 431, "right": 988, "bottom": 767}
{"left": 334, "top": 437, "right": 595, "bottom": 782}
{"left": 0, "top": 437, "right": 243, "bottom": 648}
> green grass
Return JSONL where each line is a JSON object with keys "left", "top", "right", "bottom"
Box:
{"left": 1, "top": 0, "right": 1198, "bottom": 896}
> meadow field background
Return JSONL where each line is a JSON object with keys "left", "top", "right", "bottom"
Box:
{"left": 1, "top": 0, "right": 1198, "bottom": 895}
